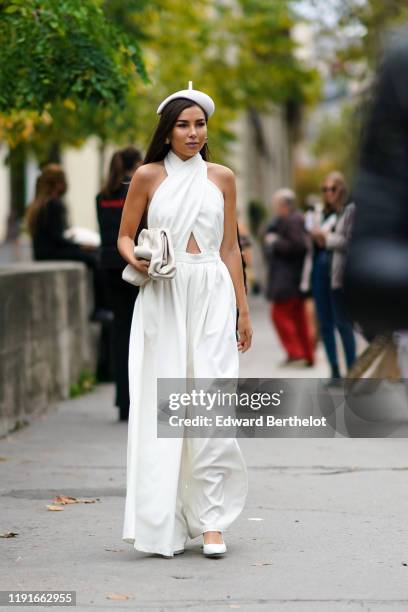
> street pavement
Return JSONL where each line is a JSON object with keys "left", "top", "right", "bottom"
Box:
{"left": 1, "top": 296, "right": 408, "bottom": 611}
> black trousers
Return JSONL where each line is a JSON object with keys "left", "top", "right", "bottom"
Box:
{"left": 102, "top": 268, "right": 139, "bottom": 420}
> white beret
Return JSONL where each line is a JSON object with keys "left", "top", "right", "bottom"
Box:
{"left": 157, "top": 81, "right": 215, "bottom": 117}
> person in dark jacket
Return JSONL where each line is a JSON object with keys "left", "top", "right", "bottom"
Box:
{"left": 344, "top": 28, "right": 408, "bottom": 337}
{"left": 96, "top": 146, "right": 142, "bottom": 421}
{"left": 264, "top": 188, "right": 314, "bottom": 366}
{"left": 27, "top": 163, "right": 109, "bottom": 322}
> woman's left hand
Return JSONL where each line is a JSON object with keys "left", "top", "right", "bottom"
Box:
{"left": 237, "top": 312, "right": 253, "bottom": 353}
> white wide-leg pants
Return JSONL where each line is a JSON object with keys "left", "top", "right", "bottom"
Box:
{"left": 122, "top": 251, "right": 248, "bottom": 556}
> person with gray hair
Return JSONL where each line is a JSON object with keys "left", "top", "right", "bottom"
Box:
{"left": 263, "top": 188, "right": 314, "bottom": 366}
{"left": 309, "top": 172, "right": 356, "bottom": 383}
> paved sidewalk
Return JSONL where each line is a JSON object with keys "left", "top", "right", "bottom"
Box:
{"left": 1, "top": 297, "right": 408, "bottom": 611}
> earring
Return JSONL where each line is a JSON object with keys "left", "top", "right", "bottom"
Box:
{"left": 165, "top": 138, "right": 170, "bottom": 144}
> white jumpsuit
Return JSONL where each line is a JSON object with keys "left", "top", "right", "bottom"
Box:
{"left": 122, "top": 149, "right": 248, "bottom": 557}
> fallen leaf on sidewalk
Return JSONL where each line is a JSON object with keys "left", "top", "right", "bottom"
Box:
{"left": 0, "top": 532, "right": 18, "bottom": 538}
{"left": 46, "top": 505, "right": 64, "bottom": 511}
{"left": 106, "top": 593, "right": 134, "bottom": 600}
{"left": 53, "top": 495, "right": 78, "bottom": 504}
{"left": 52, "top": 495, "right": 100, "bottom": 505}
{"left": 0, "top": 457, "right": 8, "bottom": 461}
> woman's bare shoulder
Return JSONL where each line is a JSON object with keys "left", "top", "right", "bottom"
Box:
{"left": 206, "top": 162, "right": 235, "bottom": 195}
{"left": 133, "top": 161, "right": 166, "bottom": 184}
{"left": 206, "top": 161, "right": 235, "bottom": 178}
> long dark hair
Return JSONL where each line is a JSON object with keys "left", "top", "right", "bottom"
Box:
{"left": 101, "top": 146, "right": 142, "bottom": 197}
{"left": 143, "top": 96, "right": 247, "bottom": 295}
{"left": 26, "top": 164, "right": 67, "bottom": 236}
{"left": 144, "top": 98, "right": 210, "bottom": 164}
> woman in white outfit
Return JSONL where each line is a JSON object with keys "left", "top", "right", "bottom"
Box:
{"left": 118, "top": 84, "right": 252, "bottom": 558}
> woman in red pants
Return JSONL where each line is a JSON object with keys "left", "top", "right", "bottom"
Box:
{"left": 264, "top": 188, "right": 314, "bottom": 366}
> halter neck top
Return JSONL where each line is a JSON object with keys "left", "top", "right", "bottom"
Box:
{"left": 147, "top": 149, "right": 224, "bottom": 253}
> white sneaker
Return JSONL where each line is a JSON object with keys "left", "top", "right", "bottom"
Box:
{"left": 202, "top": 540, "right": 227, "bottom": 558}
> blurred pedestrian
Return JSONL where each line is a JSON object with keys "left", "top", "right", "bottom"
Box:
{"left": 343, "top": 29, "right": 408, "bottom": 378}
{"left": 344, "top": 28, "right": 408, "bottom": 338}
{"left": 310, "top": 172, "right": 356, "bottom": 381}
{"left": 264, "top": 188, "right": 314, "bottom": 366}
{"left": 96, "top": 146, "right": 142, "bottom": 421}
{"left": 26, "top": 163, "right": 110, "bottom": 322}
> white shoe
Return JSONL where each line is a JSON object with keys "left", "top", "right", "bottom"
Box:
{"left": 202, "top": 541, "right": 227, "bottom": 558}
{"left": 174, "top": 549, "right": 185, "bottom": 555}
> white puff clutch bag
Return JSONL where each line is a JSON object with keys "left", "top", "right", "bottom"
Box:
{"left": 122, "top": 227, "right": 176, "bottom": 287}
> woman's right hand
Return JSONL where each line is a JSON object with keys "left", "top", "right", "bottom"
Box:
{"left": 132, "top": 257, "right": 149, "bottom": 276}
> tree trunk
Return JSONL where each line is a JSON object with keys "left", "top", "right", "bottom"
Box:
{"left": 98, "top": 138, "right": 107, "bottom": 191}
{"left": 46, "top": 141, "right": 62, "bottom": 164}
{"left": 9, "top": 143, "right": 26, "bottom": 221}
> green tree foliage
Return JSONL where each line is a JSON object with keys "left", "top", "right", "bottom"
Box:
{"left": 294, "top": 0, "right": 408, "bottom": 192}
{"left": 1, "top": 0, "right": 318, "bottom": 163}
{"left": 231, "top": 0, "right": 316, "bottom": 107}
{"left": 312, "top": 103, "right": 361, "bottom": 181}
{"left": 0, "top": 0, "right": 147, "bottom": 145}
{"left": 0, "top": 0, "right": 146, "bottom": 111}
{"left": 112, "top": 0, "right": 319, "bottom": 155}
{"left": 305, "top": 0, "right": 408, "bottom": 76}
{"left": 338, "top": 0, "right": 408, "bottom": 71}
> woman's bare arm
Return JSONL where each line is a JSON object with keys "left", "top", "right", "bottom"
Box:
{"left": 219, "top": 168, "right": 252, "bottom": 352}
{"left": 117, "top": 166, "right": 151, "bottom": 274}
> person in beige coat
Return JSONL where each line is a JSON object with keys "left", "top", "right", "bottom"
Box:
{"left": 311, "top": 172, "right": 357, "bottom": 379}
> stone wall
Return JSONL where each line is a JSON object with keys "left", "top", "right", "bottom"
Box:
{"left": 0, "top": 262, "right": 97, "bottom": 436}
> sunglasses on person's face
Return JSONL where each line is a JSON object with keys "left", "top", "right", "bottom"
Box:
{"left": 322, "top": 185, "right": 337, "bottom": 194}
